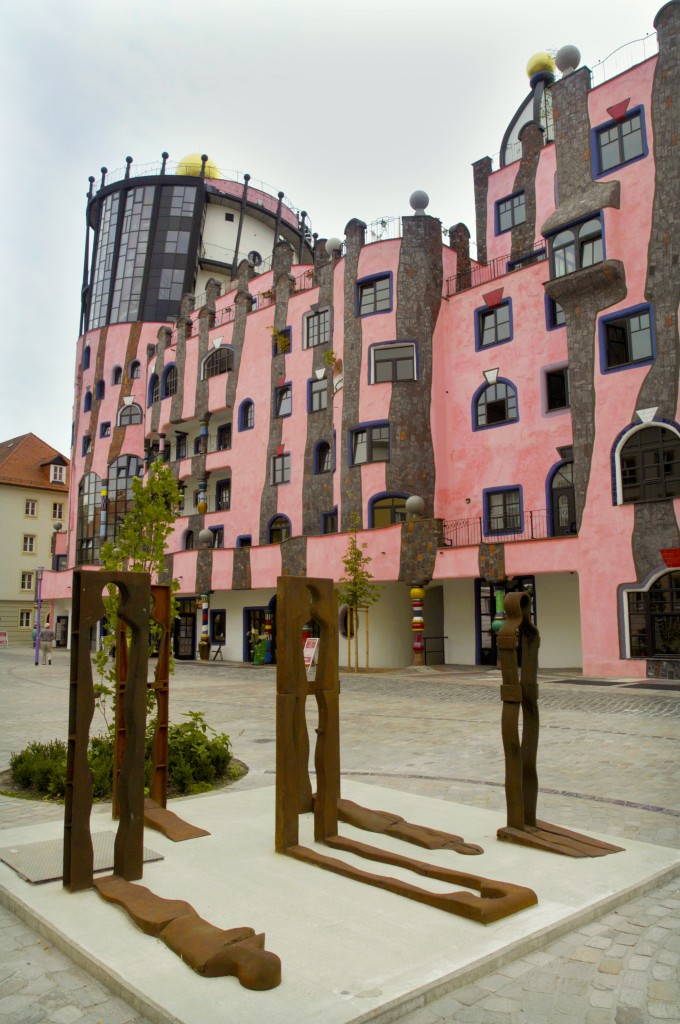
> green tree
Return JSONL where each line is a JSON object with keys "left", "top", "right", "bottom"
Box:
{"left": 337, "top": 516, "right": 381, "bottom": 670}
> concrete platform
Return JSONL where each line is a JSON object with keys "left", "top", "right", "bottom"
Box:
{"left": 1, "top": 780, "right": 678, "bottom": 1024}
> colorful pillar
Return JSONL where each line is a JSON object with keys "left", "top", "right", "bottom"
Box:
{"left": 198, "top": 593, "right": 210, "bottom": 661}
{"left": 197, "top": 479, "right": 207, "bottom": 515}
{"left": 410, "top": 587, "right": 425, "bottom": 667}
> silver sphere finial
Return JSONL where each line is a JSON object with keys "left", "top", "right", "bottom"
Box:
{"left": 555, "top": 45, "right": 581, "bottom": 76}
{"left": 409, "top": 190, "right": 429, "bottom": 215}
{"left": 325, "top": 237, "right": 342, "bottom": 257}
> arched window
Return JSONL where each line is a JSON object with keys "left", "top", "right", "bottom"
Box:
{"left": 95, "top": 380, "right": 105, "bottom": 400}
{"left": 184, "top": 530, "right": 195, "bottom": 551}
{"left": 112, "top": 366, "right": 123, "bottom": 385}
{"left": 315, "top": 440, "right": 332, "bottom": 474}
{"left": 549, "top": 461, "right": 576, "bottom": 536}
{"left": 551, "top": 217, "right": 603, "bottom": 278}
{"left": 619, "top": 426, "right": 680, "bottom": 503}
{"left": 107, "top": 455, "right": 144, "bottom": 544}
{"left": 269, "top": 515, "right": 291, "bottom": 544}
{"left": 238, "top": 399, "right": 255, "bottom": 431}
{"left": 82, "top": 346, "right": 91, "bottom": 370}
{"left": 83, "top": 391, "right": 92, "bottom": 413}
{"left": 76, "top": 472, "right": 102, "bottom": 565}
{"left": 628, "top": 571, "right": 680, "bottom": 659}
{"left": 129, "top": 360, "right": 141, "bottom": 379}
{"left": 202, "top": 347, "right": 233, "bottom": 379}
{"left": 475, "top": 380, "right": 518, "bottom": 428}
{"left": 163, "top": 364, "right": 178, "bottom": 398}
{"left": 148, "top": 374, "right": 160, "bottom": 406}
{"left": 369, "top": 493, "right": 408, "bottom": 528}
{"left": 118, "top": 402, "right": 143, "bottom": 426}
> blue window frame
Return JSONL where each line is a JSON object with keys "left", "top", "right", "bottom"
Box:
{"left": 210, "top": 526, "right": 224, "bottom": 549}
{"left": 81, "top": 435, "right": 92, "bottom": 457}
{"left": 95, "top": 380, "right": 105, "bottom": 400}
{"left": 162, "top": 364, "right": 177, "bottom": 397}
{"left": 545, "top": 295, "right": 566, "bottom": 330}
{"left": 356, "top": 273, "right": 392, "bottom": 317}
{"left": 202, "top": 347, "right": 233, "bottom": 379}
{"left": 475, "top": 299, "right": 513, "bottom": 350}
{"left": 274, "top": 383, "right": 292, "bottom": 418}
{"left": 238, "top": 399, "right": 255, "bottom": 431}
{"left": 369, "top": 492, "right": 408, "bottom": 528}
{"left": 483, "top": 486, "right": 523, "bottom": 536}
{"left": 82, "top": 346, "right": 91, "bottom": 370}
{"left": 272, "top": 326, "right": 291, "bottom": 356}
{"left": 599, "top": 304, "right": 655, "bottom": 373}
{"left": 236, "top": 534, "right": 252, "bottom": 547}
{"left": 83, "top": 391, "right": 92, "bottom": 413}
{"left": 350, "top": 422, "right": 390, "bottom": 466}
{"left": 322, "top": 509, "right": 338, "bottom": 534}
{"left": 495, "top": 191, "right": 526, "bottom": 234}
{"left": 616, "top": 425, "right": 680, "bottom": 505}
{"left": 269, "top": 514, "right": 291, "bottom": 543}
{"left": 473, "top": 379, "right": 518, "bottom": 429}
{"left": 216, "top": 478, "right": 231, "bottom": 511}
{"left": 592, "top": 107, "right": 647, "bottom": 177}
{"left": 100, "top": 422, "right": 111, "bottom": 438}
{"left": 148, "top": 374, "right": 160, "bottom": 406}
{"left": 314, "top": 440, "right": 333, "bottom": 474}
{"left": 216, "top": 423, "right": 232, "bottom": 450}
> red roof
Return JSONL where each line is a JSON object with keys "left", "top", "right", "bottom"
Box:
{"left": 0, "top": 433, "right": 69, "bottom": 492}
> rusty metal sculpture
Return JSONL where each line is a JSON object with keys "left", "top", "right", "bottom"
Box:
{"left": 276, "top": 575, "right": 537, "bottom": 924}
{"left": 112, "top": 584, "right": 208, "bottom": 842}
{"left": 496, "top": 591, "right": 623, "bottom": 858}
{"left": 64, "top": 569, "right": 281, "bottom": 989}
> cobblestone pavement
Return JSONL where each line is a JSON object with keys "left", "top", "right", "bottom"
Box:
{"left": 1, "top": 649, "right": 678, "bottom": 1023}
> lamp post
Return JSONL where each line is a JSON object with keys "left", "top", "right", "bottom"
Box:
{"left": 33, "top": 566, "right": 44, "bottom": 666}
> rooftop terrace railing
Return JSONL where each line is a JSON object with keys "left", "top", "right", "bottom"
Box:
{"left": 445, "top": 242, "right": 547, "bottom": 296}
{"left": 442, "top": 508, "right": 577, "bottom": 547}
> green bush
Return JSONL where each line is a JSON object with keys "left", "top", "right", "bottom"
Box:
{"left": 9, "top": 712, "right": 234, "bottom": 801}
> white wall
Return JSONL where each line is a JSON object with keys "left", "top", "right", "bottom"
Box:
{"left": 441, "top": 578, "right": 477, "bottom": 665}
{"left": 533, "top": 573, "right": 583, "bottom": 668}
{"left": 339, "top": 583, "right": 414, "bottom": 670}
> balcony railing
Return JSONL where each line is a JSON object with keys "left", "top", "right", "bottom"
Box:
{"left": 442, "top": 509, "right": 577, "bottom": 548}
{"left": 445, "top": 243, "right": 547, "bottom": 296}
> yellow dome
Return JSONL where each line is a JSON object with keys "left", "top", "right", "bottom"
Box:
{"left": 526, "top": 51, "right": 555, "bottom": 77}
{"left": 175, "top": 153, "right": 221, "bottom": 179}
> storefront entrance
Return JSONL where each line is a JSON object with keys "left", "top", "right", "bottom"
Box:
{"left": 475, "top": 576, "right": 536, "bottom": 666}
{"left": 243, "top": 599, "right": 277, "bottom": 663}
{"left": 174, "top": 598, "right": 197, "bottom": 660}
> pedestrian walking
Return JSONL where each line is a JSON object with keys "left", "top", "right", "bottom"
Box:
{"left": 39, "top": 625, "right": 55, "bottom": 665}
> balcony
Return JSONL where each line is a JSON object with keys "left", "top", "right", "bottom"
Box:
{"left": 445, "top": 243, "right": 547, "bottom": 296}
{"left": 442, "top": 509, "right": 577, "bottom": 548}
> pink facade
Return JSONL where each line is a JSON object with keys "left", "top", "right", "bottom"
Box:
{"left": 50, "top": 4, "right": 679, "bottom": 676}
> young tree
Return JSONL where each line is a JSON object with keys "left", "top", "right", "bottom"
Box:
{"left": 336, "top": 516, "right": 381, "bottom": 670}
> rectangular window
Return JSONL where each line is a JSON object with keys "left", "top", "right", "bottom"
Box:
{"left": 304, "top": 309, "right": 330, "bottom": 348}
{"left": 23, "top": 535, "right": 36, "bottom": 553}
{"left": 596, "top": 111, "right": 645, "bottom": 174}
{"left": 477, "top": 302, "right": 512, "bottom": 348}
{"left": 496, "top": 192, "right": 526, "bottom": 233}
{"left": 19, "top": 610, "right": 32, "bottom": 629}
{"left": 216, "top": 424, "right": 232, "bottom": 451}
{"left": 272, "top": 327, "right": 291, "bottom": 356}
{"left": 52, "top": 502, "right": 63, "bottom": 519}
{"left": 21, "top": 571, "right": 34, "bottom": 591}
{"left": 309, "top": 378, "right": 328, "bottom": 412}
{"left": 82, "top": 435, "right": 92, "bottom": 457}
{"left": 216, "top": 480, "right": 231, "bottom": 511}
{"left": 322, "top": 510, "right": 338, "bottom": 534}
{"left": 50, "top": 464, "right": 65, "bottom": 483}
{"left": 272, "top": 453, "right": 291, "bottom": 484}
{"left": 551, "top": 217, "right": 603, "bottom": 279}
{"left": 546, "top": 297, "right": 565, "bottom": 329}
{"left": 211, "top": 527, "right": 224, "bottom": 549}
{"left": 351, "top": 424, "right": 390, "bottom": 466}
{"left": 236, "top": 535, "right": 252, "bottom": 547}
{"left": 175, "top": 435, "right": 187, "bottom": 460}
{"left": 25, "top": 499, "right": 37, "bottom": 516}
{"left": 371, "top": 343, "right": 416, "bottom": 383}
{"left": 484, "top": 488, "right": 522, "bottom": 535}
{"left": 357, "top": 275, "right": 391, "bottom": 316}
{"left": 601, "top": 306, "right": 654, "bottom": 371}
{"left": 100, "top": 422, "right": 111, "bottom": 438}
{"left": 546, "top": 368, "right": 570, "bottom": 410}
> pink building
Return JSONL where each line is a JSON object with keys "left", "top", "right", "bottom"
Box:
{"left": 46, "top": 3, "right": 679, "bottom": 677}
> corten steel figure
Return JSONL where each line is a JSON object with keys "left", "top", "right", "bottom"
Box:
{"left": 112, "top": 585, "right": 208, "bottom": 841}
{"left": 64, "top": 570, "right": 281, "bottom": 990}
{"left": 275, "top": 575, "right": 538, "bottom": 924}
{"left": 497, "top": 591, "right": 623, "bottom": 858}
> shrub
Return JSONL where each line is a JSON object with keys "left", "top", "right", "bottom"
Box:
{"left": 9, "top": 711, "right": 234, "bottom": 801}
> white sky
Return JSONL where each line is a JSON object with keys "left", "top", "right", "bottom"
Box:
{"left": 0, "top": 0, "right": 661, "bottom": 458}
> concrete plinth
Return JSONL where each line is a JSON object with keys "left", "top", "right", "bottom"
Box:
{"left": 1, "top": 780, "right": 678, "bottom": 1024}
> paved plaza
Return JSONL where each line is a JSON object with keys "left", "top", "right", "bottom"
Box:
{"left": 1, "top": 647, "right": 678, "bottom": 1023}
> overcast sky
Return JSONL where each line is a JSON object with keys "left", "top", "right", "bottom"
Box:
{"left": 0, "top": 0, "right": 661, "bottom": 458}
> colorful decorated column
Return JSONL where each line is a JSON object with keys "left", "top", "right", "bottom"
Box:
{"left": 198, "top": 593, "right": 210, "bottom": 661}
{"left": 199, "top": 419, "right": 209, "bottom": 455}
{"left": 197, "top": 479, "right": 207, "bottom": 514}
{"left": 410, "top": 587, "right": 425, "bottom": 666}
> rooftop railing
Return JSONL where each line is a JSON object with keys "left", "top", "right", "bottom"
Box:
{"left": 445, "top": 242, "right": 547, "bottom": 296}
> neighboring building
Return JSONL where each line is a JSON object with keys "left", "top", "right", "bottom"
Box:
{"left": 44, "top": 2, "right": 679, "bottom": 677}
{"left": 0, "top": 434, "right": 69, "bottom": 647}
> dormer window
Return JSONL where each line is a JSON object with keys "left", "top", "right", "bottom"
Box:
{"left": 50, "top": 464, "right": 65, "bottom": 484}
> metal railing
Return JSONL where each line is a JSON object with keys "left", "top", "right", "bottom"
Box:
{"left": 442, "top": 509, "right": 577, "bottom": 548}
{"left": 445, "top": 242, "right": 547, "bottom": 296}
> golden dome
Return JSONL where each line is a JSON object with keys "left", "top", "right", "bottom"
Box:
{"left": 526, "top": 51, "right": 556, "bottom": 77}
{"left": 175, "top": 153, "right": 221, "bottom": 179}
